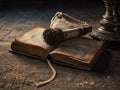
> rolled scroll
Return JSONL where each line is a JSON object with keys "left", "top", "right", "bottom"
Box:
{"left": 43, "top": 12, "right": 92, "bottom": 45}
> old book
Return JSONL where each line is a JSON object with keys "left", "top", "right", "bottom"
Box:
{"left": 11, "top": 26, "right": 104, "bottom": 70}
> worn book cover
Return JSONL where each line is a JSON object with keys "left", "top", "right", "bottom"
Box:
{"left": 11, "top": 27, "right": 104, "bottom": 70}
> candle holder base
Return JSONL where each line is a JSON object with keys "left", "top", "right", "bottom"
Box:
{"left": 90, "top": 28, "right": 120, "bottom": 42}
{"left": 90, "top": 0, "right": 120, "bottom": 42}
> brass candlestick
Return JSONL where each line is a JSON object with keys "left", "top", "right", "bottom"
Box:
{"left": 91, "top": 0, "right": 120, "bottom": 42}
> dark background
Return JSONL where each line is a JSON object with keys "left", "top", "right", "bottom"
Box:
{"left": 0, "top": 0, "right": 103, "bottom": 9}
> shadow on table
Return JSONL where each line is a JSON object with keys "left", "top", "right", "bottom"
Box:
{"left": 92, "top": 50, "right": 111, "bottom": 73}
{"left": 105, "top": 42, "right": 120, "bottom": 50}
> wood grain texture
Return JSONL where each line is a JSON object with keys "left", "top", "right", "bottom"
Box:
{"left": 0, "top": 4, "right": 120, "bottom": 90}
{"left": 0, "top": 43, "right": 120, "bottom": 90}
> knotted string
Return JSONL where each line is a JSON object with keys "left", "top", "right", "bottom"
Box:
{"left": 25, "top": 59, "right": 56, "bottom": 87}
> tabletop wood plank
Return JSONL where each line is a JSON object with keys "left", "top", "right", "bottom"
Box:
{"left": 0, "top": 42, "right": 120, "bottom": 90}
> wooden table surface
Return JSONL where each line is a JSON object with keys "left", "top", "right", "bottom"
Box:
{"left": 0, "top": 2, "right": 120, "bottom": 90}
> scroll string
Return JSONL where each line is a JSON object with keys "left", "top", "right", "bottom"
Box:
{"left": 25, "top": 59, "right": 57, "bottom": 87}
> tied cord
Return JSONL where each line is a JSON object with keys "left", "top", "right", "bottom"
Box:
{"left": 26, "top": 59, "right": 56, "bottom": 87}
